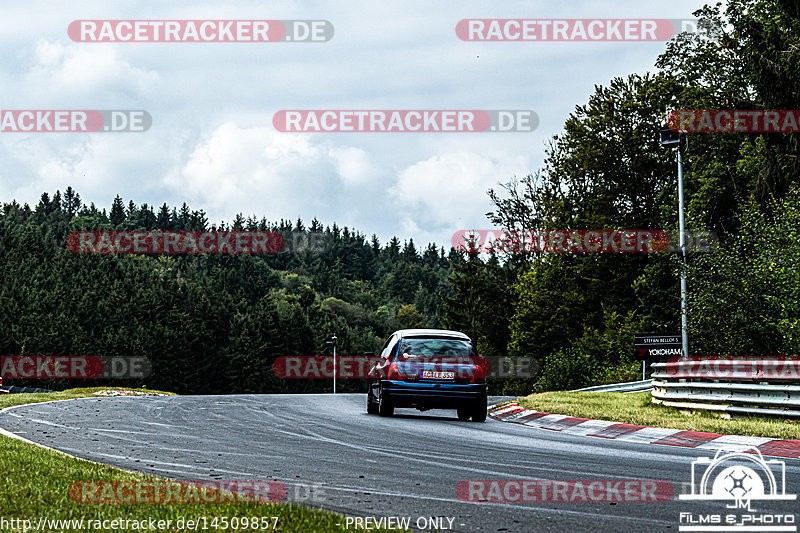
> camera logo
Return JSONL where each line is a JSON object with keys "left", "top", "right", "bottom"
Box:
{"left": 680, "top": 448, "right": 794, "bottom": 507}
{"left": 678, "top": 448, "right": 795, "bottom": 532}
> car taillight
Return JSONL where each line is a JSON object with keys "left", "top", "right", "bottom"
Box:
{"left": 387, "top": 362, "right": 403, "bottom": 381}
{"left": 470, "top": 364, "right": 485, "bottom": 384}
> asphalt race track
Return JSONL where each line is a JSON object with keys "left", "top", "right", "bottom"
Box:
{"left": 1, "top": 394, "right": 799, "bottom": 532}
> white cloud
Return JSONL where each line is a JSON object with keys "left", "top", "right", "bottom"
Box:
{"left": 0, "top": 132, "right": 176, "bottom": 209}
{"left": 329, "top": 146, "right": 374, "bottom": 185}
{"left": 164, "top": 123, "right": 380, "bottom": 222}
{"left": 390, "top": 151, "right": 530, "bottom": 232}
{"left": 25, "top": 39, "right": 159, "bottom": 100}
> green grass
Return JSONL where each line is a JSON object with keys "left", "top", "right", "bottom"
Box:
{"left": 0, "top": 388, "right": 407, "bottom": 532}
{"left": 515, "top": 391, "right": 800, "bottom": 440}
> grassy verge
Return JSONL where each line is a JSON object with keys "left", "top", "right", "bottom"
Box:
{"left": 515, "top": 391, "right": 800, "bottom": 440}
{"left": 0, "top": 388, "right": 405, "bottom": 532}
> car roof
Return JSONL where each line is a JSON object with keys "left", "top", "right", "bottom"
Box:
{"left": 394, "top": 329, "right": 471, "bottom": 341}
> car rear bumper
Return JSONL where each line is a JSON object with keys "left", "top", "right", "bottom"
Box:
{"left": 380, "top": 380, "right": 486, "bottom": 409}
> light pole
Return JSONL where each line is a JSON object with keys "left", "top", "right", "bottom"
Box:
{"left": 660, "top": 128, "right": 689, "bottom": 360}
{"left": 326, "top": 335, "right": 337, "bottom": 393}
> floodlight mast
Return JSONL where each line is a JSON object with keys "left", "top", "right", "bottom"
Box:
{"left": 659, "top": 128, "right": 689, "bottom": 360}
{"left": 326, "top": 335, "right": 338, "bottom": 393}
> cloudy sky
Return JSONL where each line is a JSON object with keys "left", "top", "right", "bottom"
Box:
{"left": 0, "top": 0, "right": 709, "bottom": 249}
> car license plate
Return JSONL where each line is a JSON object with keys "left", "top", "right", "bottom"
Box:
{"left": 421, "top": 370, "right": 455, "bottom": 380}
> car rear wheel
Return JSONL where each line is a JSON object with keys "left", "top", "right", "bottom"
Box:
{"left": 378, "top": 386, "right": 394, "bottom": 417}
{"left": 457, "top": 407, "right": 472, "bottom": 421}
{"left": 367, "top": 388, "right": 379, "bottom": 414}
{"left": 471, "top": 396, "right": 488, "bottom": 422}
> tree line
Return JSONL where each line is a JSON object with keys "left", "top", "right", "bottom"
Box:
{"left": 0, "top": 189, "right": 459, "bottom": 394}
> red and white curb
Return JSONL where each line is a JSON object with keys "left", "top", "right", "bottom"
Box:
{"left": 488, "top": 403, "right": 800, "bottom": 459}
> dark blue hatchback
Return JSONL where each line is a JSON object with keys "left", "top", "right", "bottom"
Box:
{"left": 366, "top": 329, "right": 488, "bottom": 422}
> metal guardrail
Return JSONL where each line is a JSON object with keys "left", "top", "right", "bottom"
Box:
{"left": 572, "top": 379, "right": 653, "bottom": 393}
{"left": 651, "top": 360, "right": 800, "bottom": 418}
{"left": 650, "top": 360, "right": 800, "bottom": 381}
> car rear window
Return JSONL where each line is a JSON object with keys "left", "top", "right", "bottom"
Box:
{"left": 397, "top": 338, "right": 473, "bottom": 358}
